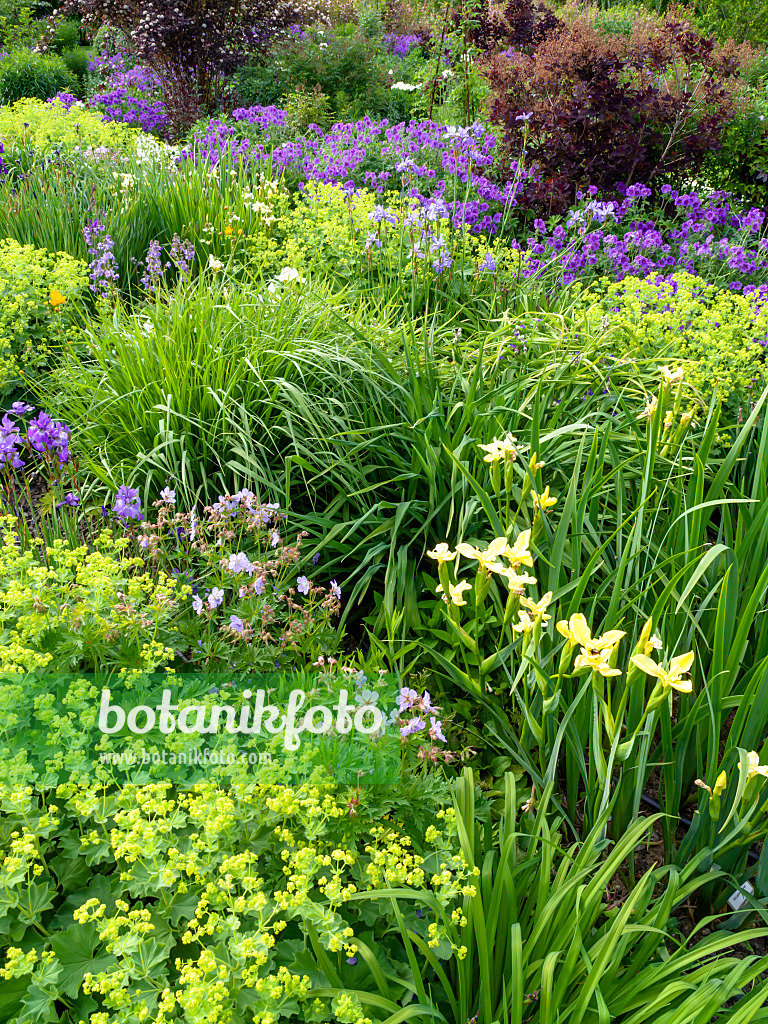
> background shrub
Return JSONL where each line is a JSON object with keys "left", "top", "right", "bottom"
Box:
{"left": 52, "top": 0, "right": 314, "bottom": 133}
{"left": 0, "top": 0, "right": 44, "bottom": 48}
{"left": 49, "top": 16, "right": 80, "bottom": 53}
{"left": 487, "top": 11, "right": 740, "bottom": 212}
{"left": 695, "top": 0, "right": 768, "bottom": 46}
{"left": 0, "top": 48, "right": 77, "bottom": 103}
{"left": 701, "top": 79, "right": 768, "bottom": 206}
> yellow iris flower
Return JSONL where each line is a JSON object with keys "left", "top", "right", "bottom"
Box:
{"left": 532, "top": 486, "right": 557, "bottom": 511}
{"left": 478, "top": 433, "right": 518, "bottom": 463}
{"left": 629, "top": 651, "right": 694, "bottom": 693}
{"left": 426, "top": 543, "right": 457, "bottom": 565}
{"left": 520, "top": 591, "right": 553, "bottom": 622}
{"left": 574, "top": 647, "right": 622, "bottom": 677}
{"left": 506, "top": 529, "right": 533, "bottom": 568}
{"left": 556, "top": 614, "right": 625, "bottom": 653}
{"left": 745, "top": 751, "right": 768, "bottom": 782}
{"left": 456, "top": 537, "right": 509, "bottom": 571}
{"left": 436, "top": 580, "right": 472, "bottom": 606}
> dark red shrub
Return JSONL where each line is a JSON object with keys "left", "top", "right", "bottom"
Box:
{"left": 451, "top": 0, "right": 562, "bottom": 55}
{"left": 487, "top": 12, "right": 740, "bottom": 213}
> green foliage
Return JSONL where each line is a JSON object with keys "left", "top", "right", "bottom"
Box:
{"left": 0, "top": 48, "right": 77, "bottom": 104}
{"left": 0, "top": 492, "right": 341, "bottom": 674}
{"left": 594, "top": 3, "right": 640, "bottom": 34}
{"left": 49, "top": 17, "right": 80, "bottom": 54}
{"left": 0, "top": 0, "right": 43, "bottom": 48}
{"left": 273, "top": 27, "right": 399, "bottom": 120}
{"left": 578, "top": 272, "right": 768, "bottom": 415}
{"left": 61, "top": 45, "right": 90, "bottom": 92}
{"left": 0, "top": 520, "right": 182, "bottom": 674}
{"left": 0, "top": 238, "right": 88, "bottom": 395}
{"left": 0, "top": 767, "right": 765, "bottom": 1024}
{"left": 90, "top": 21, "right": 128, "bottom": 56}
{"left": 701, "top": 82, "right": 768, "bottom": 207}
{"left": 284, "top": 82, "right": 333, "bottom": 134}
{"left": 357, "top": 1, "right": 383, "bottom": 38}
{"left": 233, "top": 55, "right": 287, "bottom": 107}
{"left": 695, "top": 0, "right": 768, "bottom": 45}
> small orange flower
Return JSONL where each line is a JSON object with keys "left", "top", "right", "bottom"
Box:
{"left": 224, "top": 225, "right": 233, "bottom": 236}
{"left": 48, "top": 289, "right": 66, "bottom": 309}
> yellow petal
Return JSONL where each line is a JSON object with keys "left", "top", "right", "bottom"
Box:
{"left": 456, "top": 543, "right": 482, "bottom": 560}
{"left": 487, "top": 537, "right": 509, "bottom": 558}
{"left": 569, "top": 614, "right": 592, "bottom": 647}
{"left": 670, "top": 651, "right": 694, "bottom": 676}
{"left": 668, "top": 677, "right": 693, "bottom": 694}
{"left": 713, "top": 770, "right": 727, "bottom": 798}
{"left": 630, "top": 654, "right": 663, "bottom": 679}
{"left": 591, "top": 630, "right": 627, "bottom": 651}
{"left": 556, "top": 620, "right": 572, "bottom": 641}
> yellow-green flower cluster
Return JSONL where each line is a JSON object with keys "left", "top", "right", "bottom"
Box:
{"left": 0, "top": 238, "right": 88, "bottom": 393}
{"left": 579, "top": 271, "right": 768, "bottom": 409}
{"left": 0, "top": 98, "right": 141, "bottom": 157}
{"left": 0, "top": 519, "right": 180, "bottom": 673}
{"left": 0, "top": 779, "right": 476, "bottom": 1024}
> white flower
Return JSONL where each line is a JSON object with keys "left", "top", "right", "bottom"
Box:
{"left": 275, "top": 266, "right": 305, "bottom": 284}
{"left": 208, "top": 254, "right": 224, "bottom": 272}
{"left": 391, "top": 82, "right": 418, "bottom": 91}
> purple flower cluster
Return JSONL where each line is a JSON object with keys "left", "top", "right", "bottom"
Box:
{"left": 48, "top": 91, "right": 80, "bottom": 112}
{"left": 27, "top": 411, "right": 70, "bottom": 462}
{"left": 140, "top": 236, "right": 196, "bottom": 290}
{"left": 83, "top": 218, "right": 119, "bottom": 297}
{"left": 383, "top": 33, "right": 423, "bottom": 57}
{"left": 0, "top": 406, "right": 70, "bottom": 469}
{"left": 169, "top": 235, "right": 196, "bottom": 280}
{"left": 93, "top": 86, "right": 169, "bottom": 134}
{"left": 522, "top": 183, "right": 768, "bottom": 290}
{"left": 183, "top": 117, "right": 528, "bottom": 236}
{"left": 231, "top": 105, "right": 288, "bottom": 131}
{"left": 398, "top": 688, "right": 446, "bottom": 743}
{"left": 112, "top": 484, "right": 143, "bottom": 522}
{"left": 141, "top": 239, "right": 165, "bottom": 291}
{"left": 84, "top": 54, "right": 169, "bottom": 136}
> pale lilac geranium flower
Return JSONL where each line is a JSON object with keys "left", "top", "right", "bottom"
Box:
{"left": 228, "top": 551, "right": 255, "bottom": 575}
{"left": 400, "top": 717, "right": 425, "bottom": 737}
{"left": 430, "top": 717, "right": 446, "bottom": 743}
